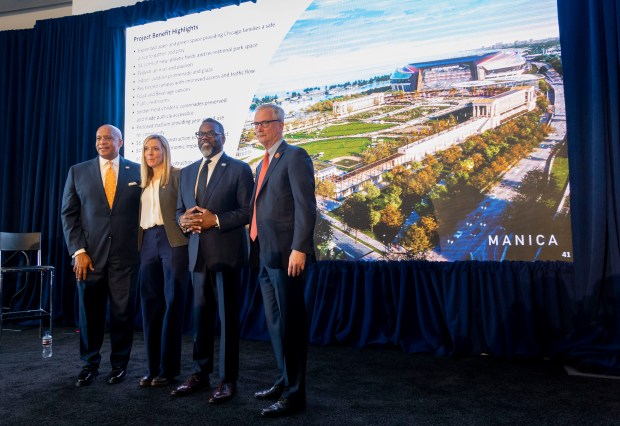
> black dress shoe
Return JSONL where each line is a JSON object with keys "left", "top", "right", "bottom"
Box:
{"left": 254, "top": 383, "right": 284, "bottom": 400}
{"left": 209, "top": 382, "right": 236, "bottom": 404}
{"left": 76, "top": 368, "right": 99, "bottom": 387}
{"left": 107, "top": 368, "right": 127, "bottom": 385}
{"left": 260, "top": 398, "right": 306, "bottom": 418}
{"left": 170, "top": 374, "right": 208, "bottom": 396}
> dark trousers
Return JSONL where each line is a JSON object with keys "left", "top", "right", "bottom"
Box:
{"left": 191, "top": 266, "right": 240, "bottom": 383}
{"left": 258, "top": 262, "right": 308, "bottom": 403}
{"left": 139, "top": 226, "right": 189, "bottom": 378}
{"left": 77, "top": 253, "right": 138, "bottom": 370}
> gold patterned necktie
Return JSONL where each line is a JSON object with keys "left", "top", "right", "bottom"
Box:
{"left": 104, "top": 161, "right": 116, "bottom": 208}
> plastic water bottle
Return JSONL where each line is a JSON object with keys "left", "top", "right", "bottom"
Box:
{"left": 42, "top": 330, "right": 53, "bottom": 358}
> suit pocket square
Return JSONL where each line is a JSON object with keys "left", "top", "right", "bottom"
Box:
{"left": 128, "top": 182, "right": 139, "bottom": 186}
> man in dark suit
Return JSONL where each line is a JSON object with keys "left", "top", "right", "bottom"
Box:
{"left": 249, "top": 104, "right": 316, "bottom": 417}
{"left": 61, "top": 124, "right": 141, "bottom": 387}
{"left": 173, "top": 118, "right": 253, "bottom": 404}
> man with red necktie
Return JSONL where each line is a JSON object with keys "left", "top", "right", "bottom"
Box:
{"left": 249, "top": 104, "right": 316, "bottom": 418}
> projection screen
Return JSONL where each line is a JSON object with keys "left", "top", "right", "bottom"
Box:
{"left": 125, "top": 0, "right": 571, "bottom": 262}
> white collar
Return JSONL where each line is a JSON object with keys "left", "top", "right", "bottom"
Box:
{"left": 202, "top": 150, "right": 224, "bottom": 167}
{"left": 99, "top": 155, "right": 120, "bottom": 167}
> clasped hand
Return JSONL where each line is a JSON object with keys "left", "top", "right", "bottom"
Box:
{"left": 180, "top": 206, "right": 216, "bottom": 233}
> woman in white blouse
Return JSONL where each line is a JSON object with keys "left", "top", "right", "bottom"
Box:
{"left": 138, "top": 134, "right": 189, "bottom": 387}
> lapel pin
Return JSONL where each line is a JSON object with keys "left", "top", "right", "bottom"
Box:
{"left": 125, "top": 166, "right": 130, "bottom": 169}
{"left": 221, "top": 163, "right": 227, "bottom": 167}
{"left": 275, "top": 153, "right": 280, "bottom": 159}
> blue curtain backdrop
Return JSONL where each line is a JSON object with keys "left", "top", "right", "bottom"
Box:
{"left": 0, "top": 0, "right": 618, "bottom": 372}
{"left": 557, "top": 0, "right": 620, "bottom": 372}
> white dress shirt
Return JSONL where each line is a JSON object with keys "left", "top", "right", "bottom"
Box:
{"left": 99, "top": 155, "right": 119, "bottom": 188}
{"left": 140, "top": 178, "right": 165, "bottom": 230}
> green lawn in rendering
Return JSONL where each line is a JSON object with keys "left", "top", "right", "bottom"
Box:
{"left": 299, "top": 137, "right": 371, "bottom": 160}
{"left": 287, "top": 122, "right": 395, "bottom": 139}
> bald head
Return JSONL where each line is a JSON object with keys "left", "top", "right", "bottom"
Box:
{"left": 96, "top": 124, "right": 123, "bottom": 160}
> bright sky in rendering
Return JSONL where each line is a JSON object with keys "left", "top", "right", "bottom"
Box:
{"left": 255, "top": 0, "right": 560, "bottom": 95}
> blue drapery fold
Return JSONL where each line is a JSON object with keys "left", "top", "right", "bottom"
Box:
{"left": 0, "top": 0, "right": 618, "bottom": 370}
{"left": 1, "top": 29, "right": 33, "bottom": 235}
{"left": 106, "top": 0, "right": 251, "bottom": 28}
{"left": 557, "top": 0, "right": 620, "bottom": 372}
{"left": 302, "top": 261, "right": 575, "bottom": 357}
{"left": 1, "top": 12, "right": 128, "bottom": 322}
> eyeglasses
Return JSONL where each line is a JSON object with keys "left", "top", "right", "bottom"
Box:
{"left": 195, "top": 131, "right": 222, "bottom": 139}
{"left": 251, "top": 120, "right": 281, "bottom": 128}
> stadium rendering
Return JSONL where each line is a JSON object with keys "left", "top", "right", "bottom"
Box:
{"left": 390, "top": 50, "right": 529, "bottom": 92}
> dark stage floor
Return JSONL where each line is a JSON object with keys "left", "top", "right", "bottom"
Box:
{"left": 0, "top": 326, "right": 618, "bottom": 425}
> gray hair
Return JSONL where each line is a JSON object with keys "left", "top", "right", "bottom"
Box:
{"left": 256, "top": 103, "right": 284, "bottom": 122}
